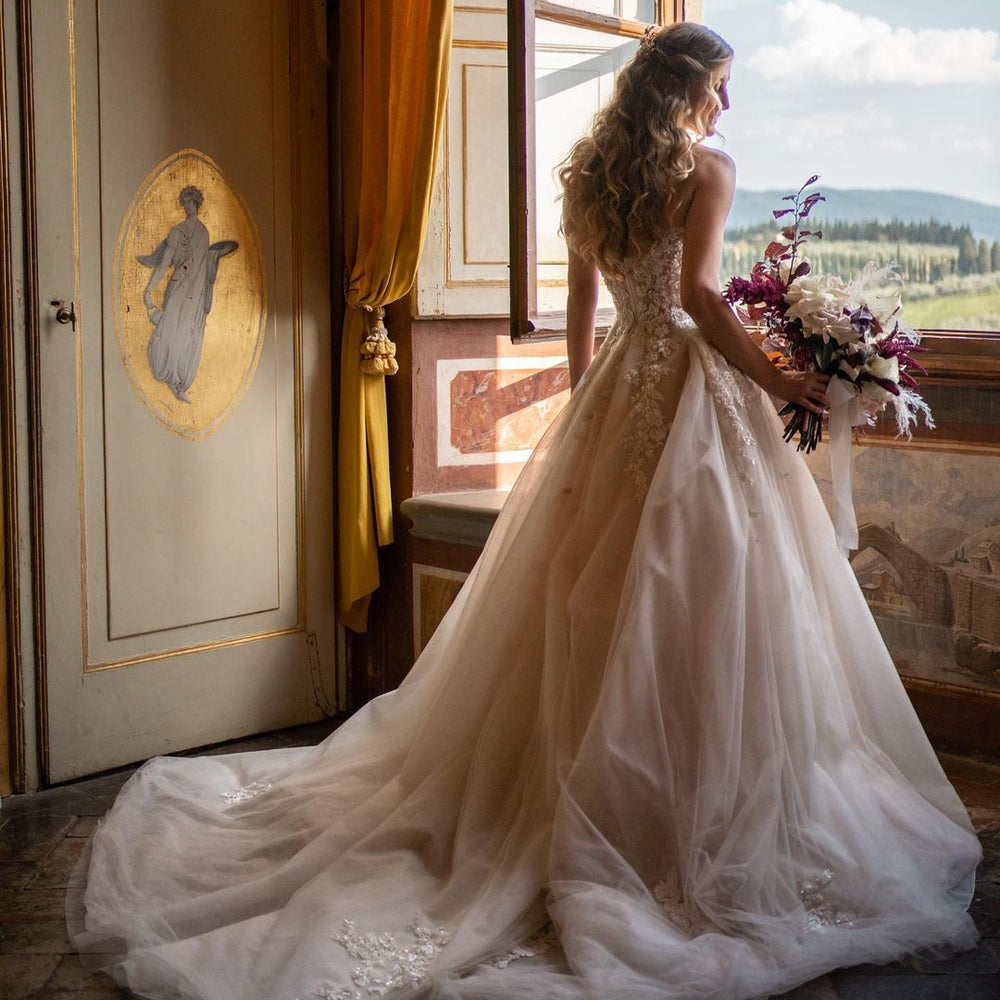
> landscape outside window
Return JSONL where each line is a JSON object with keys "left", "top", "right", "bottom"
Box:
{"left": 701, "top": 0, "right": 1000, "bottom": 333}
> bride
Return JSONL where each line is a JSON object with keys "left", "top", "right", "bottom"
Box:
{"left": 69, "top": 22, "right": 980, "bottom": 1000}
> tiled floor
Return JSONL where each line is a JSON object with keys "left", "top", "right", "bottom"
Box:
{"left": 1, "top": 724, "right": 998, "bottom": 1000}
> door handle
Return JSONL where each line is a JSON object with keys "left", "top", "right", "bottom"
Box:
{"left": 50, "top": 299, "right": 77, "bottom": 332}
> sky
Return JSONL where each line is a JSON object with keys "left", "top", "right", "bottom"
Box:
{"left": 701, "top": 0, "right": 1000, "bottom": 205}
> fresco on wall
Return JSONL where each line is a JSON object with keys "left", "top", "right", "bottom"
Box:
{"left": 804, "top": 442, "right": 1000, "bottom": 695}
{"left": 113, "top": 148, "right": 266, "bottom": 440}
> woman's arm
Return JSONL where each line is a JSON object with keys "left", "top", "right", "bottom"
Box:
{"left": 679, "top": 149, "right": 829, "bottom": 414}
{"left": 566, "top": 247, "right": 600, "bottom": 390}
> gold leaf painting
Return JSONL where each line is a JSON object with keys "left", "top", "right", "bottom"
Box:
{"left": 113, "top": 148, "right": 267, "bottom": 439}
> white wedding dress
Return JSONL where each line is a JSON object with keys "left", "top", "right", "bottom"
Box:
{"left": 69, "top": 229, "right": 981, "bottom": 1000}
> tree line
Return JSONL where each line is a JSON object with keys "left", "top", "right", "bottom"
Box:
{"left": 724, "top": 218, "right": 1000, "bottom": 279}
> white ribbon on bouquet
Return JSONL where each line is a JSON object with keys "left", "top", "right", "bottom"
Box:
{"left": 826, "top": 377, "right": 867, "bottom": 555}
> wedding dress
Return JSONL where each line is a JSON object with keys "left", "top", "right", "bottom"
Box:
{"left": 69, "top": 229, "right": 981, "bottom": 1000}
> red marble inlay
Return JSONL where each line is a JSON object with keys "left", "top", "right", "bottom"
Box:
{"left": 450, "top": 367, "right": 570, "bottom": 454}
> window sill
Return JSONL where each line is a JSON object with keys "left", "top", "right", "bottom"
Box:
{"left": 400, "top": 490, "right": 509, "bottom": 548}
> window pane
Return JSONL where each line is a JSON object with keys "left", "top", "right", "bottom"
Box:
{"left": 556, "top": 1, "right": 658, "bottom": 20}
{"left": 703, "top": 0, "right": 1000, "bottom": 332}
{"left": 535, "top": 19, "right": 639, "bottom": 317}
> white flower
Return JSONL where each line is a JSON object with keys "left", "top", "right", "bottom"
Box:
{"left": 838, "top": 358, "right": 861, "bottom": 381}
{"left": 860, "top": 379, "right": 895, "bottom": 404}
{"left": 784, "top": 274, "right": 862, "bottom": 344}
{"left": 865, "top": 354, "right": 899, "bottom": 383}
{"left": 776, "top": 257, "right": 802, "bottom": 284}
{"left": 869, "top": 292, "right": 901, "bottom": 330}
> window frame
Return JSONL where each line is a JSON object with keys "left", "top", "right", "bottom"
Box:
{"left": 507, "top": 1, "right": 681, "bottom": 342}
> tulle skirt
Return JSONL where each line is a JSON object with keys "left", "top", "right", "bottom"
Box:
{"left": 68, "top": 322, "right": 980, "bottom": 1000}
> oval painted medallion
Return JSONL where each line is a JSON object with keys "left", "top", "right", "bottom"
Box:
{"left": 113, "top": 148, "right": 267, "bottom": 439}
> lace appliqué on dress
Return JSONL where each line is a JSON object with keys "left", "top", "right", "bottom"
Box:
{"left": 486, "top": 923, "right": 560, "bottom": 969}
{"left": 309, "top": 917, "right": 452, "bottom": 999}
{"left": 798, "top": 869, "right": 857, "bottom": 931}
{"left": 603, "top": 230, "right": 692, "bottom": 495}
{"left": 221, "top": 781, "right": 272, "bottom": 805}
{"left": 652, "top": 870, "right": 710, "bottom": 936}
{"left": 623, "top": 337, "right": 687, "bottom": 494}
{"left": 694, "top": 339, "right": 759, "bottom": 492}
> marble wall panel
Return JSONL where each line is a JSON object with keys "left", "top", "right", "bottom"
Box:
{"left": 411, "top": 317, "right": 575, "bottom": 492}
{"left": 412, "top": 564, "right": 468, "bottom": 656}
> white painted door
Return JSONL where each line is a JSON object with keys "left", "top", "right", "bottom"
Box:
{"left": 27, "top": 0, "right": 337, "bottom": 782}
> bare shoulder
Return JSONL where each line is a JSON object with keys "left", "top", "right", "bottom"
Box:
{"left": 691, "top": 145, "right": 736, "bottom": 188}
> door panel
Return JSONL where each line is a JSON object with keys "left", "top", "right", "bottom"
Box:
{"left": 29, "top": 0, "right": 336, "bottom": 782}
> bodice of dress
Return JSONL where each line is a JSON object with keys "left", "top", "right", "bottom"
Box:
{"left": 595, "top": 227, "right": 761, "bottom": 496}
{"left": 603, "top": 228, "right": 692, "bottom": 338}
{"left": 596, "top": 229, "right": 694, "bottom": 493}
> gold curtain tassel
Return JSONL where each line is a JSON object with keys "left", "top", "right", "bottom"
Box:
{"left": 359, "top": 305, "right": 400, "bottom": 376}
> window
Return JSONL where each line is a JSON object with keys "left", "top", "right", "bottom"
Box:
{"left": 507, "top": 2, "right": 682, "bottom": 340}
{"left": 699, "top": 0, "right": 999, "bottom": 339}
{"left": 509, "top": 1, "right": 1000, "bottom": 377}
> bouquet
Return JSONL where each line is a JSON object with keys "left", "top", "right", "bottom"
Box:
{"left": 724, "top": 176, "right": 934, "bottom": 453}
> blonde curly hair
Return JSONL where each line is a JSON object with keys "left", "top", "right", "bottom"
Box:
{"left": 559, "top": 22, "right": 733, "bottom": 276}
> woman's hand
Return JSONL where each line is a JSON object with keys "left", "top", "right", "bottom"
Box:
{"left": 768, "top": 370, "right": 831, "bottom": 414}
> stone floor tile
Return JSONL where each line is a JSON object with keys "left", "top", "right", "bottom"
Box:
{"left": 909, "top": 939, "right": 1000, "bottom": 974}
{"left": 190, "top": 718, "right": 340, "bottom": 758}
{"left": 0, "top": 788, "right": 89, "bottom": 821}
{"left": 968, "top": 810, "right": 1000, "bottom": 837}
{"left": 0, "top": 863, "right": 41, "bottom": 890}
{"left": 0, "top": 952, "right": 61, "bottom": 999}
{"left": 42, "top": 954, "right": 127, "bottom": 993}
{"left": 937, "top": 753, "right": 1000, "bottom": 787}
{"left": 66, "top": 817, "right": 99, "bottom": 839}
{"left": 832, "top": 961, "right": 912, "bottom": 977}
{"left": 946, "top": 778, "right": 1000, "bottom": 812}
{"left": 977, "top": 831, "right": 1000, "bottom": 883}
{"left": 833, "top": 973, "right": 1000, "bottom": 999}
{"left": 27, "top": 992, "right": 131, "bottom": 1000}
{"left": 32, "top": 840, "right": 86, "bottom": 890}
{"left": 771, "top": 976, "right": 842, "bottom": 998}
{"left": 61, "top": 797, "right": 117, "bottom": 819}
{"left": 0, "top": 888, "right": 67, "bottom": 919}
{"left": 971, "top": 887, "right": 1000, "bottom": 937}
{"left": 0, "top": 917, "right": 73, "bottom": 954}
{"left": 0, "top": 815, "right": 75, "bottom": 863}
{"left": 66, "top": 772, "right": 135, "bottom": 799}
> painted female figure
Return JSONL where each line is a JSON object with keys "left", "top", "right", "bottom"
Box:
{"left": 138, "top": 185, "right": 238, "bottom": 402}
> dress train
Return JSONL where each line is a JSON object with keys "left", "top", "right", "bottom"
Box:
{"left": 69, "top": 231, "right": 979, "bottom": 1000}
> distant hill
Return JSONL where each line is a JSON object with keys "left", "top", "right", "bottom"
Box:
{"left": 728, "top": 188, "right": 1000, "bottom": 242}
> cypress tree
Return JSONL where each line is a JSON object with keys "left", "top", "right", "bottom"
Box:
{"left": 978, "top": 239, "right": 991, "bottom": 275}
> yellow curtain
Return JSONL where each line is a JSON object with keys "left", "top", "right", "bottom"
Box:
{"left": 338, "top": 0, "right": 452, "bottom": 632}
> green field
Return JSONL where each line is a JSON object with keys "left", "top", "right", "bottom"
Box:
{"left": 721, "top": 234, "right": 1000, "bottom": 332}
{"left": 901, "top": 289, "right": 1000, "bottom": 331}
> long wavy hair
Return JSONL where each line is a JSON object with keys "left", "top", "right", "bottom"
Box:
{"left": 559, "top": 23, "right": 733, "bottom": 276}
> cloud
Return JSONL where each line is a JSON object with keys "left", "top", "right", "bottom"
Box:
{"left": 953, "top": 136, "right": 993, "bottom": 154}
{"left": 744, "top": 102, "right": 899, "bottom": 153}
{"left": 749, "top": 0, "right": 1000, "bottom": 85}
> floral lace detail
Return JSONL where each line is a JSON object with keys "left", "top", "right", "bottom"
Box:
{"left": 311, "top": 987, "right": 357, "bottom": 1000}
{"left": 622, "top": 338, "right": 688, "bottom": 494}
{"left": 221, "top": 781, "right": 272, "bottom": 805}
{"left": 652, "top": 870, "right": 710, "bottom": 936}
{"left": 693, "top": 338, "right": 759, "bottom": 491}
{"left": 307, "top": 917, "right": 451, "bottom": 999}
{"left": 798, "top": 869, "right": 858, "bottom": 931}
{"left": 603, "top": 230, "right": 693, "bottom": 494}
{"left": 486, "top": 922, "right": 560, "bottom": 969}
